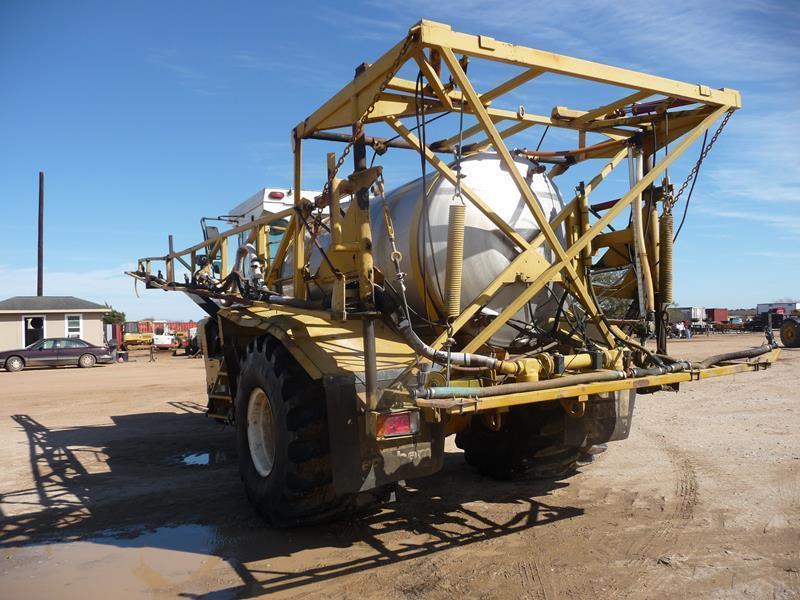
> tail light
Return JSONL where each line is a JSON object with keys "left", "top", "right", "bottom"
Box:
{"left": 268, "top": 191, "right": 285, "bottom": 199}
{"left": 375, "top": 411, "right": 420, "bottom": 438}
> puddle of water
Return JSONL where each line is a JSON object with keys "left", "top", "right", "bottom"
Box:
{"left": 183, "top": 452, "right": 211, "bottom": 466}
{"left": 0, "top": 517, "right": 410, "bottom": 598}
{"left": 1, "top": 525, "right": 234, "bottom": 600}
{"left": 172, "top": 449, "right": 231, "bottom": 467}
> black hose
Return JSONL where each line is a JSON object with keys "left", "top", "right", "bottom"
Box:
{"left": 693, "top": 343, "right": 776, "bottom": 370}
{"left": 396, "top": 317, "right": 517, "bottom": 372}
{"left": 416, "top": 369, "right": 624, "bottom": 399}
{"left": 627, "top": 361, "right": 689, "bottom": 377}
{"left": 673, "top": 130, "right": 708, "bottom": 242}
{"left": 260, "top": 293, "right": 325, "bottom": 310}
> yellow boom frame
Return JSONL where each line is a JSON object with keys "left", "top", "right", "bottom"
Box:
{"left": 289, "top": 20, "right": 740, "bottom": 353}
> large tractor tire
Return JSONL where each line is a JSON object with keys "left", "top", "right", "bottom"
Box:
{"left": 235, "top": 336, "right": 351, "bottom": 527}
{"left": 780, "top": 317, "right": 800, "bottom": 348}
{"left": 455, "top": 402, "right": 581, "bottom": 480}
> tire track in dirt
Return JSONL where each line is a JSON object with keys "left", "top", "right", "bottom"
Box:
{"left": 492, "top": 531, "right": 556, "bottom": 600}
{"left": 603, "top": 428, "right": 699, "bottom": 598}
{"left": 516, "top": 557, "right": 549, "bottom": 600}
{"left": 487, "top": 520, "right": 560, "bottom": 600}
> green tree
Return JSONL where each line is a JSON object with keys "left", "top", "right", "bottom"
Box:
{"left": 592, "top": 269, "right": 633, "bottom": 319}
{"left": 103, "top": 307, "right": 126, "bottom": 325}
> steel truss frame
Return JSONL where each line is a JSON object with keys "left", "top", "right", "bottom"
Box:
{"left": 289, "top": 19, "right": 738, "bottom": 354}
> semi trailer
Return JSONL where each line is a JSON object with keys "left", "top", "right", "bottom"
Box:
{"left": 129, "top": 21, "right": 779, "bottom": 526}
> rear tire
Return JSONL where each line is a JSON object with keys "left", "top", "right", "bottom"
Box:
{"left": 235, "top": 336, "right": 352, "bottom": 527}
{"left": 78, "top": 354, "right": 96, "bottom": 368}
{"left": 5, "top": 356, "right": 24, "bottom": 372}
{"left": 780, "top": 318, "right": 800, "bottom": 348}
{"left": 455, "top": 402, "right": 580, "bottom": 480}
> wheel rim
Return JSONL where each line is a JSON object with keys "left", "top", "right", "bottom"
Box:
{"left": 80, "top": 355, "right": 95, "bottom": 367}
{"left": 247, "top": 387, "right": 276, "bottom": 477}
{"left": 8, "top": 358, "right": 21, "bottom": 371}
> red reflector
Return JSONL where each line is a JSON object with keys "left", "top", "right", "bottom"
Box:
{"left": 268, "top": 191, "right": 285, "bottom": 199}
{"left": 376, "top": 411, "right": 418, "bottom": 438}
{"left": 384, "top": 413, "right": 411, "bottom": 435}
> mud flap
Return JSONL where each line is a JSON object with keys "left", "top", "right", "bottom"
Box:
{"left": 563, "top": 390, "right": 636, "bottom": 448}
{"left": 324, "top": 375, "right": 444, "bottom": 495}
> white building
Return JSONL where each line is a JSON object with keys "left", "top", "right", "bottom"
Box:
{"left": 0, "top": 296, "right": 109, "bottom": 351}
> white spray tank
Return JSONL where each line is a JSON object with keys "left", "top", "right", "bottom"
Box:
{"left": 369, "top": 152, "right": 566, "bottom": 348}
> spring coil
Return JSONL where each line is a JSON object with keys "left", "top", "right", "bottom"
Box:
{"left": 445, "top": 204, "right": 466, "bottom": 320}
{"left": 659, "top": 210, "right": 674, "bottom": 304}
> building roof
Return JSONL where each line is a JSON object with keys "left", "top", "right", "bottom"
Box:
{"left": 0, "top": 296, "right": 110, "bottom": 313}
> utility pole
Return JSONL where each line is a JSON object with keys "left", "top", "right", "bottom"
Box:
{"left": 37, "top": 171, "right": 44, "bottom": 296}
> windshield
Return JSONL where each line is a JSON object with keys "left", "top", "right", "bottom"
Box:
{"left": 25, "top": 340, "right": 44, "bottom": 350}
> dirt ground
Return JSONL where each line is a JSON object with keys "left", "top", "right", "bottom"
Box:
{"left": 1, "top": 333, "right": 798, "bottom": 599}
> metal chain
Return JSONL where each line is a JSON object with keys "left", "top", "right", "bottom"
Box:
{"left": 452, "top": 79, "right": 466, "bottom": 204}
{"left": 669, "top": 109, "right": 734, "bottom": 208}
{"left": 374, "top": 172, "right": 421, "bottom": 370}
{"left": 375, "top": 173, "right": 411, "bottom": 317}
{"left": 303, "top": 32, "right": 414, "bottom": 276}
{"left": 320, "top": 32, "right": 416, "bottom": 202}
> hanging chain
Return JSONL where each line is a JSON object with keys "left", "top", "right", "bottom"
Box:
{"left": 374, "top": 172, "right": 421, "bottom": 370}
{"left": 319, "top": 32, "right": 416, "bottom": 203}
{"left": 375, "top": 172, "right": 411, "bottom": 318}
{"left": 446, "top": 77, "right": 467, "bottom": 383}
{"left": 668, "top": 109, "right": 734, "bottom": 208}
{"left": 301, "top": 32, "right": 414, "bottom": 276}
{"left": 452, "top": 78, "right": 466, "bottom": 205}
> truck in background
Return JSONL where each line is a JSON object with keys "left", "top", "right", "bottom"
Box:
{"left": 670, "top": 306, "right": 709, "bottom": 334}
{"left": 122, "top": 320, "right": 197, "bottom": 350}
{"left": 705, "top": 307, "right": 729, "bottom": 324}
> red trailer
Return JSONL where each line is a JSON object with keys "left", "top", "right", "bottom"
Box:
{"left": 706, "top": 308, "right": 729, "bottom": 323}
{"left": 133, "top": 320, "right": 197, "bottom": 334}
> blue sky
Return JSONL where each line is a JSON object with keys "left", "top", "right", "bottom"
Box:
{"left": 1, "top": 1, "right": 797, "bottom": 320}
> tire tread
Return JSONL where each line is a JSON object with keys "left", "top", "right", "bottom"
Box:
{"left": 236, "top": 335, "right": 352, "bottom": 527}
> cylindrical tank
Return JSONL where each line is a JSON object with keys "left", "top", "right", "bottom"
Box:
{"left": 370, "top": 153, "right": 566, "bottom": 348}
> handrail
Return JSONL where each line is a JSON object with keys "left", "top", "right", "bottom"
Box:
{"left": 136, "top": 207, "right": 297, "bottom": 280}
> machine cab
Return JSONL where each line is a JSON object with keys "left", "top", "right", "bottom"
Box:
{"left": 200, "top": 188, "right": 319, "bottom": 281}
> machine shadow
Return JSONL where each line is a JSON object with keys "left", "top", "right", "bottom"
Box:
{"left": 206, "top": 467, "right": 583, "bottom": 598}
{"left": 1, "top": 410, "right": 585, "bottom": 597}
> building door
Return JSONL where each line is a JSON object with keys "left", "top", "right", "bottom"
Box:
{"left": 24, "top": 316, "right": 45, "bottom": 347}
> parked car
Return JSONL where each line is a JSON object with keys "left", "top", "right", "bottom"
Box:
{"left": 1, "top": 338, "right": 114, "bottom": 372}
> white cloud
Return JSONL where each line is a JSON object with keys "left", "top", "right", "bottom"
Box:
{"left": 747, "top": 250, "right": 798, "bottom": 260}
{"left": 149, "top": 51, "right": 222, "bottom": 96}
{"left": 231, "top": 52, "right": 267, "bottom": 70}
{"left": 703, "top": 166, "right": 799, "bottom": 204}
{"left": 312, "top": 10, "right": 406, "bottom": 41}
{"left": 360, "top": 0, "right": 799, "bottom": 84}
{"left": 695, "top": 206, "right": 800, "bottom": 238}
